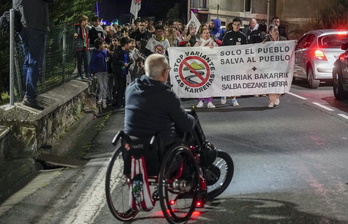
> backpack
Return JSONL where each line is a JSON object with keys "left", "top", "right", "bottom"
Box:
{"left": 0, "top": 9, "right": 22, "bottom": 34}
{"left": 129, "top": 156, "right": 155, "bottom": 211}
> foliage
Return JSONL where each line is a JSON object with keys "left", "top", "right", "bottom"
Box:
{"left": 50, "top": 0, "right": 99, "bottom": 25}
{"left": 312, "top": 0, "right": 348, "bottom": 29}
{"left": 166, "top": 3, "right": 181, "bottom": 23}
{"left": 0, "top": 1, "right": 12, "bottom": 94}
{"left": 0, "top": 0, "right": 98, "bottom": 104}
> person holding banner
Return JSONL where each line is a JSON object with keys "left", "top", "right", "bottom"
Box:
{"left": 208, "top": 19, "right": 225, "bottom": 46}
{"left": 264, "top": 24, "right": 287, "bottom": 108}
{"left": 221, "top": 17, "right": 247, "bottom": 106}
{"left": 194, "top": 28, "right": 218, "bottom": 108}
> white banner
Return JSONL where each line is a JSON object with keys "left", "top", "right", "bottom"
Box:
{"left": 168, "top": 40, "right": 296, "bottom": 98}
{"left": 130, "top": 0, "right": 142, "bottom": 20}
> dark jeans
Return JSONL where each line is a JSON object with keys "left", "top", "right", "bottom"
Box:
{"left": 75, "top": 48, "right": 89, "bottom": 78}
{"left": 18, "top": 28, "right": 47, "bottom": 101}
{"left": 115, "top": 74, "right": 126, "bottom": 107}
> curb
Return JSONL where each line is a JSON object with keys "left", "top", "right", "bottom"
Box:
{"left": 0, "top": 158, "right": 40, "bottom": 203}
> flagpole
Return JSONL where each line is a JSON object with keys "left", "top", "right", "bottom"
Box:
{"left": 187, "top": 0, "right": 191, "bottom": 23}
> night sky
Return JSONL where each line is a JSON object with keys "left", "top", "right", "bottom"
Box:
{"left": 98, "top": 0, "right": 186, "bottom": 24}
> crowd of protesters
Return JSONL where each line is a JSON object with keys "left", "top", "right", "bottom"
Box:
{"left": 73, "top": 14, "right": 288, "bottom": 109}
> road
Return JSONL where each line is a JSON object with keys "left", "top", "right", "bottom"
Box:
{"left": 0, "top": 80, "right": 348, "bottom": 224}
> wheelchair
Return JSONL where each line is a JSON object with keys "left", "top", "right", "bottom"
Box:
{"left": 105, "top": 109, "right": 234, "bottom": 224}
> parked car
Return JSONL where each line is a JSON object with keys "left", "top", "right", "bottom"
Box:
{"left": 332, "top": 42, "right": 348, "bottom": 100}
{"left": 294, "top": 29, "right": 348, "bottom": 89}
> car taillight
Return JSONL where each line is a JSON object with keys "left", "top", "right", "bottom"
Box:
{"left": 314, "top": 49, "right": 327, "bottom": 61}
{"left": 339, "top": 54, "right": 346, "bottom": 61}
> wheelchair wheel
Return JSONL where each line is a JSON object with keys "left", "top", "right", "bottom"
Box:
{"left": 158, "top": 145, "right": 200, "bottom": 224}
{"left": 105, "top": 146, "right": 138, "bottom": 221}
{"left": 206, "top": 150, "right": 234, "bottom": 200}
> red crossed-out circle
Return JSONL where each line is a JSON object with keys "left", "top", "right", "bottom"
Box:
{"left": 178, "top": 56, "right": 211, "bottom": 88}
{"left": 154, "top": 44, "right": 165, "bottom": 54}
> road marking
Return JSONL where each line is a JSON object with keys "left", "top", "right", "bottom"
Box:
{"left": 338, "top": 114, "right": 348, "bottom": 120}
{"left": 312, "top": 102, "right": 335, "bottom": 111}
{"left": 61, "top": 159, "right": 108, "bottom": 224}
{"left": 289, "top": 91, "right": 348, "bottom": 120}
{"left": 287, "top": 92, "right": 307, "bottom": 100}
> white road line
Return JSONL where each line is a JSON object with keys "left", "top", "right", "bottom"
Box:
{"left": 62, "top": 159, "right": 108, "bottom": 224}
{"left": 338, "top": 114, "right": 348, "bottom": 120}
{"left": 287, "top": 92, "right": 308, "bottom": 100}
{"left": 312, "top": 102, "right": 335, "bottom": 111}
{"left": 289, "top": 91, "right": 348, "bottom": 119}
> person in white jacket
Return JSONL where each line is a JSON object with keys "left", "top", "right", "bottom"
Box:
{"left": 193, "top": 28, "right": 217, "bottom": 108}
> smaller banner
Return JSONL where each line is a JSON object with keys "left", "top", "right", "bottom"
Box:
{"left": 168, "top": 40, "right": 296, "bottom": 98}
{"left": 130, "top": 0, "right": 142, "bottom": 20}
{"left": 187, "top": 11, "right": 201, "bottom": 35}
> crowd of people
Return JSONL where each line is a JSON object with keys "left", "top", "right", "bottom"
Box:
{"left": 73, "top": 15, "right": 288, "bottom": 109}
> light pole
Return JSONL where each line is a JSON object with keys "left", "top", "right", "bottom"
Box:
{"left": 187, "top": 0, "right": 191, "bottom": 23}
{"left": 267, "top": 0, "right": 270, "bottom": 25}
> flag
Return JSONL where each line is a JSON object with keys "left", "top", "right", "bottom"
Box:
{"left": 187, "top": 11, "right": 201, "bottom": 35}
{"left": 130, "top": 0, "right": 142, "bottom": 20}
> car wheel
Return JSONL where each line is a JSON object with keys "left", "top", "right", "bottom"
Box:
{"left": 333, "top": 72, "right": 348, "bottom": 100}
{"left": 307, "top": 67, "right": 320, "bottom": 89}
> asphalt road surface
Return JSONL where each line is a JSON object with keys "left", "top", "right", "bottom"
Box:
{"left": 0, "top": 80, "right": 347, "bottom": 224}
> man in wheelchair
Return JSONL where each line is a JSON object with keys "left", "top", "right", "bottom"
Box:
{"left": 123, "top": 54, "right": 196, "bottom": 176}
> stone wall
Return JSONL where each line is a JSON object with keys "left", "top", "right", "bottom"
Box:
{"left": 0, "top": 79, "right": 97, "bottom": 161}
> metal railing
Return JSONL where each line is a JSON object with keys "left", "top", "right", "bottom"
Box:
{"left": 8, "top": 10, "right": 77, "bottom": 105}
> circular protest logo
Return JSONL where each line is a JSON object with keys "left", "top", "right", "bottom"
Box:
{"left": 154, "top": 44, "right": 165, "bottom": 55}
{"left": 178, "top": 56, "right": 211, "bottom": 88}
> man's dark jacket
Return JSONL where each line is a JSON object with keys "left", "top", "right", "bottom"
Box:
{"left": 124, "top": 75, "right": 195, "bottom": 140}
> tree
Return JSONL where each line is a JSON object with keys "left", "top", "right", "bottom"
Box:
{"left": 0, "top": 1, "right": 12, "bottom": 102}
{"left": 313, "top": 0, "right": 348, "bottom": 29}
{"left": 0, "top": 0, "right": 98, "bottom": 104}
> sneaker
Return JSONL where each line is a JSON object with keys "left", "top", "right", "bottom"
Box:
{"left": 102, "top": 99, "right": 107, "bottom": 109}
{"left": 22, "top": 98, "right": 44, "bottom": 110}
{"left": 268, "top": 102, "right": 275, "bottom": 108}
{"left": 196, "top": 101, "right": 204, "bottom": 108}
{"left": 207, "top": 102, "right": 216, "bottom": 108}
{"left": 274, "top": 98, "right": 280, "bottom": 106}
{"left": 221, "top": 96, "right": 227, "bottom": 105}
{"left": 232, "top": 99, "right": 239, "bottom": 106}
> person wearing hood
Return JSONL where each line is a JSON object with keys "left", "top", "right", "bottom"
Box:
{"left": 124, "top": 54, "right": 195, "bottom": 147}
{"left": 208, "top": 19, "right": 226, "bottom": 46}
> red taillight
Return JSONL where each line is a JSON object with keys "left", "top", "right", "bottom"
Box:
{"left": 314, "top": 49, "right": 327, "bottom": 61}
{"left": 339, "top": 54, "right": 347, "bottom": 61}
{"left": 169, "top": 200, "right": 176, "bottom": 205}
{"left": 196, "top": 200, "right": 204, "bottom": 208}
